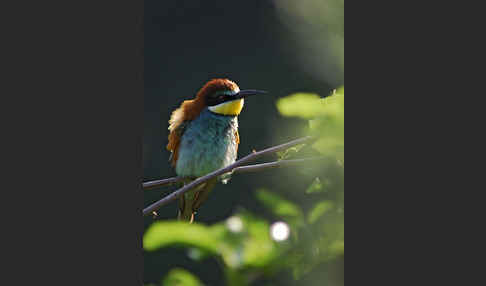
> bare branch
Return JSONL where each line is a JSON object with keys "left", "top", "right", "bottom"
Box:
{"left": 143, "top": 176, "right": 184, "bottom": 190}
{"left": 231, "top": 157, "right": 324, "bottom": 174}
{"left": 143, "top": 157, "right": 325, "bottom": 191}
{"left": 143, "top": 136, "right": 316, "bottom": 216}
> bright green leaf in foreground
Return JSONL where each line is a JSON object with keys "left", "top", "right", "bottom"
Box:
{"left": 236, "top": 213, "right": 280, "bottom": 268}
{"left": 144, "top": 214, "right": 281, "bottom": 271}
{"left": 143, "top": 221, "right": 225, "bottom": 254}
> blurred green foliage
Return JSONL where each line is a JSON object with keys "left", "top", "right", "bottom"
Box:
{"left": 273, "top": 88, "right": 344, "bottom": 280}
{"left": 278, "top": 87, "right": 344, "bottom": 162}
{"left": 145, "top": 212, "right": 285, "bottom": 285}
{"left": 162, "top": 268, "right": 203, "bottom": 286}
{"left": 144, "top": 88, "right": 344, "bottom": 285}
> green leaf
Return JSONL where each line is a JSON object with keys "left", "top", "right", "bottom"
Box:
{"left": 307, "top": 201, "right": 334, "bottom": 224}
{"left": 306, "top": 177, "right": 325, "bottom": 194}
{"left": 276, "top": 93, "right": 327, "bottom": 119}
{"left": 276, "top": 144, "right": 306, "bottom": 160}
{"left": 277, "top": 87, "right": 344, "bottom": 162}
{"left": 143, "top": 221, "right": 225, "bottom": 254}
{"left": 235, "top": 212, "right": 280, "bottom": 268}
{"left": 276, "top": 88, "right": 344, "bottom": 120}
{"left": 255, "top": 189, "right": 303, "bottom": 222}
{"left": 329, "top": 240, "right": 345, "bottom": 256}
{"left": 143, "top": 214, "right": 281, "bottom": 270}
{"left": 162, "top": 268, "right": 204, "bottom": 286}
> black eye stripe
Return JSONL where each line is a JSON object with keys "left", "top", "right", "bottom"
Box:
{"left": 206, "top": 91, "right": 236, "bottom": 106}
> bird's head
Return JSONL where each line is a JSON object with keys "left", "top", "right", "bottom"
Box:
{"left": 197, "top": 79, "right": 266, "bottom": 116}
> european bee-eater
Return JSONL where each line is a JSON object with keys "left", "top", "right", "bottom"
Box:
{"left": 167, "top": 78, "right": 266, "bottom": 223}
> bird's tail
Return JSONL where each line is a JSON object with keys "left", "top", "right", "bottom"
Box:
{"left": 178, "top": 178, "right": 218, "bottom": 223}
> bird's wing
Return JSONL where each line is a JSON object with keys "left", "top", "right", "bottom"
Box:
{"left": 167, "top": 99, "right": 205, "bottom": 168}
{"left": 167, "top": 119, "right": 189, "bottom": 168}
{"left": 235, "top": 129, "right": 240, "bottom": 153}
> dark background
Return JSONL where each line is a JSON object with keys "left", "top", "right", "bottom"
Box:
{"left": 144, "top": 0, "right": 343, "bottom": 284}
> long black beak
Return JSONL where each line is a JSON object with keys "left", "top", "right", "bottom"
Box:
{"left": 233, "top": 89, "right": 267, "bottom": 100}
{"left": 208, "top": 89, "right": 268, "bottom": 106}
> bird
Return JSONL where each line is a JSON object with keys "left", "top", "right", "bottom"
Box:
{"left": 166, "top": 78, "right": 266, "bottom": 223}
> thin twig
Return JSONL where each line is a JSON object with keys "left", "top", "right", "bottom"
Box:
{"left": 143, "top": 136, "right": 316, "bottom": 216}
{"left": 231, "top": 157, "right": 324, "bottom": 174}
{"left": 143, "top": 157, "right": 325, "bottom": 190}
{"left": 143, "top": 176, "right": 184, "bottom": 190}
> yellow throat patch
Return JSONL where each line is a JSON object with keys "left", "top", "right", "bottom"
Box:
{"left": 208, "top": 98, "right": 244, "bottom": 116}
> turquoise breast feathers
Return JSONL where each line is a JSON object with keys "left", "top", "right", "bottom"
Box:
{"left": 175, "top": 108, "right": 238, "bottom": 178}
